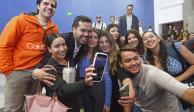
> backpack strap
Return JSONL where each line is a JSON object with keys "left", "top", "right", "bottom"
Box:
{"left": 171, "top": 42, "right": 187, "bottom": 70}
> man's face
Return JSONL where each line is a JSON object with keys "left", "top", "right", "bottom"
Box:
{"left": 37, "top": 0, "right": 56, "bottom": 19}
{"left": 96, "top": 17, "right": 102, "bottom": 23}
{"left": 110, "top": 17, "right": 115, "bottom": 23}
{"left": 189, "top": 33, "right": 194, "bottom": 39}
{"left": 73, "top": 21, "right": 92, "bottom": 45}
{"left": 126, "top": 6, "right": 133, "bottom": 16}
{"left": 120, "top": 51, "right": 141, "bottom": 74}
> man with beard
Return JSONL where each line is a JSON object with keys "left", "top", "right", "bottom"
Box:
{"left": 33, "top": 15, "right": 92, "bottom": 85}
{"left": 117, "top": 45, "right": 194, "bottom": 112}
{"left": 32, "top": 16, "right": 93, "bottom": 112}
{"left": 62, "top": 15, "right": 93, "bottom": 63}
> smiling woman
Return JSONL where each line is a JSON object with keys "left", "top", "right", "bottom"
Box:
{"left": 35, "top": 33, "right": 94, "bottom": 112}
{"left": 46, "top": 33, "right": 68, "bottom": 63}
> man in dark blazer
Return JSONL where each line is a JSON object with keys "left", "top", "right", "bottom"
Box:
{"left": 119, "top": 4, "right": 139, "bottom": 36}
{"left": 61, "top": 15, "right": 92, "bottom": 63}
{"left": 41, "top": 15, "right": 92, "bottom": 65}
{"left": 33, "top": 16, "right": 92, "bottom": 83}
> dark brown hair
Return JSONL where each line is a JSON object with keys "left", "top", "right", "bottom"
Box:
{"left": 142, "top": 31, "right": 168, "bottom": 70}
{"left": 125, "top": 29, "right": 144, "bottom": 56}
{"left": 106, "top": 24, "right": 121, "bottom": 47}
{"left": 117, "top": 45, "right": 138, "bottom": 63}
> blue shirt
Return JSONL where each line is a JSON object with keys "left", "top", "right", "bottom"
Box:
{"left": 167, "top": 42, "right": 183, "bottom": 76}
{"left": 78, "top": 56, "right": 112, "bottom": 107}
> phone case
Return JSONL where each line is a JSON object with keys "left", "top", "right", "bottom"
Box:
{"left": 119, "top": 84, "right": 129, "bottom": 96}
{"left": 92, "top": 52, "right": 108, "bottom": 82}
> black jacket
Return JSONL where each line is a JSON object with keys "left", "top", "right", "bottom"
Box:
{"left": 61, "top": 32, "right": 86, "bottom": 64}
{"left": 119, "top": 14, "right": 139, "bottom": 36}
{"left": 42, "top": 57, "right": 87, "bottom": 112}
{"left": 38, "top": 32, "right": 84, "bottom": 67}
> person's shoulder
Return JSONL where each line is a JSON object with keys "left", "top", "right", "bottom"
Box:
{"left": 142, "top": 64, "right": 160, "bottom": 73}
{"left": 60, "top": 32, "right": 73, "bottom": 39}
{"left": 19, "top": 13, "right": 35, "bottom": 19}
{"left": 10, "top": 13, "right": 27, "bottom": 22}
{"left": 61, "top": 32, "right": 73, "bottom": 36}
{"left": 120, "top": 15, "right": 125, "bottom": 20}
{"left": 45, "top": 57, "right": 59, "bottom": 66}
{"left": 145, "top": 64, "right": 158, "bottom": 69}
{"left": 68, "top": 58, "right": 75, "bottom": 67}
{"left": 5, "top": 13, "right": 33, "bottom": 27}
{"left": 132, "top": 14, "right": 138, "bottom": 19}
{"left": 183, "top": 38, "right": 194, "bottom": 52}
{"left": 16, "top": 13, "right": 39, "bottom": 24}
{"left": 17, "top": 13, "right": 28, "bottom": 18}
{"left": 142, "top": 64, "right": 164, "bottom": 79}
{"left": 184, "top": 38, "right": 194, "bottom": 45}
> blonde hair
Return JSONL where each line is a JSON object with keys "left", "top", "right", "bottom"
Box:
{"left": 99, "top": 31, "right": 117, "bottom": 75}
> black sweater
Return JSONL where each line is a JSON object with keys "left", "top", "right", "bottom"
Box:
{"left": 42, "top": 57, "right": 87, "bottom": 112}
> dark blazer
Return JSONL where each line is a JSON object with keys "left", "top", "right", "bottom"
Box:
{"left": 61, "top": 32, "right": 85, "bottom": 64}
{"left": 119, "top": 14, "right": 139, "bottom": 36}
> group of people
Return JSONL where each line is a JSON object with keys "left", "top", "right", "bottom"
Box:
{"left": 0, "top": 0, "right": 194, "bottom": 112}
{"left": 93, "top": 4, "right": 139, "bottom": 34}
{"left": 165, "top": 25, "right": 194, "bottom": 43}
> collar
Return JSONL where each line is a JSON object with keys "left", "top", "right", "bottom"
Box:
{"left": 22, "top": 13, "right": 56, "bottom": 29}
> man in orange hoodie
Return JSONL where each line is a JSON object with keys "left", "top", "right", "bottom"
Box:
{"left": 0, "top": 0, "right": 58, "bottom": 111}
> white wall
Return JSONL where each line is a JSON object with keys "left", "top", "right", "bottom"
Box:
{"left": 183, "top": 0, "right": 194, "bottom": 32}
{"left": 154, "top": 0, "right": 184, "bottom": 35}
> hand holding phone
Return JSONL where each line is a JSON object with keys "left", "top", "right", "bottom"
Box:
{"left": 119, "top": 84, "right": 129, "bottom": 96}
{"left": 92, "top": 52, "right": 108, "bottom": 82}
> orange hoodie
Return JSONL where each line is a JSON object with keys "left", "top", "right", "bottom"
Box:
{"left": 0, "top": 13, "right": 58, "bottom": 75}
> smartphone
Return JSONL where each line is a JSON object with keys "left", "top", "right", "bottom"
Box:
{"left": 92, "top": 52, "right": 108, "bottom": 82}
{"left": 43, "top": 65, "right": 57, "bottom": 76}
{"left": 119, "top": 84, "right": 129, "bottom": 96}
